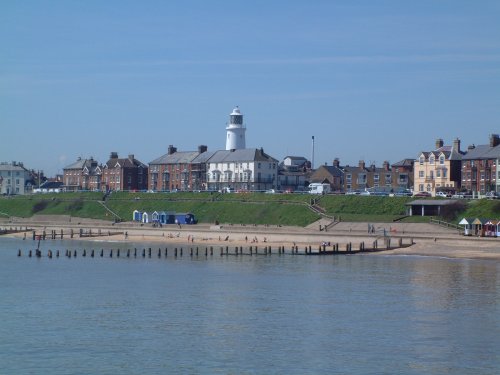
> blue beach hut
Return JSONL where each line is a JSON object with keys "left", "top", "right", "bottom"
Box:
{"left": 158, "top": 211, "right": 167, "bottom": 225}
{"left": 133, "top": 210, "right": 142, "bottom": 222}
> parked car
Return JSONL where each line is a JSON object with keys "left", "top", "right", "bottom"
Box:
{"left": 485, "top": 191, "right": 499, "bottom": 199}
{"left": 436, "top": 191, "right": 450, "bottom": 198}
{"left": 413, "top": 191, "right": 431, "bottom": 197}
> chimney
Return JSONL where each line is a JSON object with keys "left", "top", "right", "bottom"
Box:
{"left": 128, "top": 154, "right": 134, "bottom": 161}
{"left": 333, "top": 158, "right": 340, "bottom": 168}
{"left": 453, "top": 138, "right": 461, "bottom": 153}
{"left": 168, "top": 145, "right": 177, "bottom": 155}
{"left": 490, "top": 134, "right": 500, "bottom": 147}
{"left": 383, "top": 161, "right": 390, "bottom": 171}
{"left": 435, "top": 138, "right": 444, "bottom": 149}
{"left": 358, "top": 160, "right": 365, "bottom": 170}
{"left": 198, "top": 145, "right": 208, "bottom": 153}
{"left": 110, "top": 152, "right": 118, "bottom": 159}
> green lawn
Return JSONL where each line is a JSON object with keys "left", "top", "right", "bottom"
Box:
{"left": 2, "top": 192, "right": 498, "bottom": 226}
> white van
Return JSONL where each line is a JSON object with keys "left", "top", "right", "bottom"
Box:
{"left": 308, "top": 183, "right": 331, "bottom": 195}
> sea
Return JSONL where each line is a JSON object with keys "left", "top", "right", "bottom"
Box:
{"left": 0, "top": 236, "right": 499, "bottom": 375}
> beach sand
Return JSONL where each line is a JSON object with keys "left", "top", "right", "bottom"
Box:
{"left": 3, "top": 218, "right": 500, "bottom": 261}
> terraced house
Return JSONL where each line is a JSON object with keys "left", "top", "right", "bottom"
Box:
{"left": 148, "top": 145, "right": 211, "bottom": 192}
{"left": 413, "top": 138, "right": 464, "bottom": 196}
{"left": 63, "top": 157, "right": 101, "bottom": 192}
{"left": 102, "top": 152, "right": 148, "bottom": 192}
{"left": 461, "top": 134, "right": 500, "bottom": 194}
{"left": 343, "top": 160, "right": 394, "bottom": 192}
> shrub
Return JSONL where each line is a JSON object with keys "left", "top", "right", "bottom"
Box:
{"left": 439, "top": 201, "right": 466, "bottom": 221}
{"left": 32, "top": 201, "right": 48, "bottom": 213}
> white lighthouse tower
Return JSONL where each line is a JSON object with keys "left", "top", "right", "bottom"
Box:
{"left": 225, "top": 106, "right": 246, "bottom": 150}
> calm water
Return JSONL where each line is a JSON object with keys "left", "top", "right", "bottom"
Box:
{"left": 0, "top": 237, "right": 499, "bottom": 375}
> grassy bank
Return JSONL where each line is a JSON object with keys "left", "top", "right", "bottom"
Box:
{"left": 1, "top": 192, "right": 498, "bottom": 226}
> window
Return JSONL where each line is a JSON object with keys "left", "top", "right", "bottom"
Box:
{"left": 419, "top": 157, "right": 424, "bottom": 165}
{"left": 374, "top": 174, "right": 379, "bottom": 181}
{"left": 419, "top": 171, "right": 424, "bottom": 178}
{"left": 443, "top": 170, "right": 447, "bottom": 178}
{"left": 346, "top": 174, "right": 352, "bottom": 182}
{"left": 429, "top": 156, "right": 435, "bottom": 165}
{"left": 436, "top": 170, "right": 441, "bottom": 178}
{"left": 439, "top": 156, "right": 445, "bottom": 165}
{"left": 16, "top": 179, "right": 20, "bottom": 185}
{"left": 419, "top": 184, "right": 424, "bottom": 192}
{"left": 258, "top": 163, "right": 261, "bottom": 169}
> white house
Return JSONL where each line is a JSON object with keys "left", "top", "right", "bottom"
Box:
{"left": 206, "top": 148, "right": 278, "bottom": 191}
{"left": 0, "top": 162, "right": 34, "bottom": 195}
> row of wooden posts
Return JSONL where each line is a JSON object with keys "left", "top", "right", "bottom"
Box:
{"left": 28, "top": 229, "right": 119, "bottom": 240}
{"left": 18, "top": 238, "right": 413, "bottom": 258}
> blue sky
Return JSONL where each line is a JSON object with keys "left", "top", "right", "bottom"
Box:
{"left": 1, "top": 0, "right": 499, "bottom": 176}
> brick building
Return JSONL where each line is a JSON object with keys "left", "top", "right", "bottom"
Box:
{"left": 461, "top": 134, "right": 500, "bottom": 194}
{"left": 63, "top": 157, "right": 101, "bottom": 191}
{"left": 149, "top": 145, "right": 211, "bottom": 192}
{"left": 102, "top": 152, "right": 148, "bottom": 192}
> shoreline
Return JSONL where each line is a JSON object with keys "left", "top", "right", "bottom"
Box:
{"left": 2, "top": 219, "right": 500, "bottom": 261}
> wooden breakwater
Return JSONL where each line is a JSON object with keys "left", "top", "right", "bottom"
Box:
{"left": 29, "top": 229, "right": 123, "bottom": 240}
{"left": 0, "top": 226, "right": 32, "bottom": 236}
{"left": 16, "top": 238, "right": 414, "bottom": 258}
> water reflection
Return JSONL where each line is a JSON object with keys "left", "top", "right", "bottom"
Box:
{"left": 0, "top": 237, "right": 499, "bottom": 374}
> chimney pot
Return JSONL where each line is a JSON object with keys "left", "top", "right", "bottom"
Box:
{"left": 435, "top": 138, "right": 444, "bottom": 149}
{"left": 490, "top": 134, "right": 500, "bottom": 147}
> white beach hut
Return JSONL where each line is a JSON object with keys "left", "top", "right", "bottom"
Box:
{"left": 458, "top": 218, "right": 473, "bottom": 236}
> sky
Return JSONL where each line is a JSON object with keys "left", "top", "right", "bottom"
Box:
{"left": 1, "top": 0, "right": 500, "bottom": 176}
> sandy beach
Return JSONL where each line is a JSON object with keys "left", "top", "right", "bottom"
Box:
{"left": 2, "top": 217, "right": 500, "bottom": 261}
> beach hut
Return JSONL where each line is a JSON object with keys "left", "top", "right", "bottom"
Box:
{"left": 151, "top": 211, "right": 160, "bottom": 223}
{"left": 141, "top": 212, "right": 150, "bottom": 224}
{"left": 175, "top": 213, "right": 196, "bottom": 225}
{"left": 158, "top": 211, "right": 167, "bottom": 225}
{"left": 471, "top": 218, "right": 488, "bottom": 237}
{"left": 133, "top": 210, "right": 142, "bottom": 222}
{"left": 484, "top": 219, "right": 499, "bottom": 237}
{"left": 458, "top": 218, "right": 474, "bottom": 236}
{"left": 165, "top": 212, "right": 176, "bottom": 224}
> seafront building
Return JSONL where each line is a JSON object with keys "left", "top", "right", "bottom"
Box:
{"left": 413, "top": 138, "right": 464, "bottom": 196}
{"left": 0, "top": 161, "right": 35, "bottom": 195}
{"left": 206, "top": 148, "right": 278, "bottom": 191}
{"left": 309, "top": 158, "right": 414, "bottom": 193}
{"left": 461, "top": 134, "right": 500, "bottom": 194}
{"left": 62, "top": 157, "right": 102, "bottom": 192}
{"left": 102, "top": 152, "right": 148, "bottom": 192}
{"left": 147, "top": 107, "right": 279, "bottom": 192}
{"left": 148, "top": 145, "right": 212, "bottom": 191}
{"left": 277, "top": 156, "right": 311, "bottom": 192}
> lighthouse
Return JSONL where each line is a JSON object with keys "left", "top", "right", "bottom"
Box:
{"left": 225, "top": 106, "right": 246, "bottom": 150}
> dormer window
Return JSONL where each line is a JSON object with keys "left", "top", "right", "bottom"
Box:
{"left": 429, "top": 156, "right": 435, "bottom": 165}
{"left": 419, "top": 156, "right": 424, "bottom": 165}
{"left": 439, "top": 155, "right": 445, "bottom": 165}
